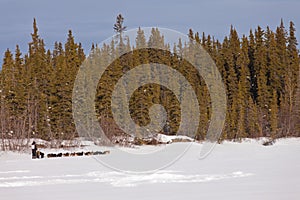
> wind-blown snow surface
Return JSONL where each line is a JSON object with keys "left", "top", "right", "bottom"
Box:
{"left": 0, "top": 138, "right": 300, "bottom": 200}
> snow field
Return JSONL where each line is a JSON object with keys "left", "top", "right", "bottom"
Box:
{"left": 0, "top": 138, "right": 299, "bottom": 200}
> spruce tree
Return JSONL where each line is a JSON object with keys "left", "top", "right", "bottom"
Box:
{"left": 236, "top": 36, "right": 250, "bottom": 138}
{"left": 248, "top": 29, "right": 257, "bottom": 100}
{"left": 113, "top": 14, "right": 127, "bottom": 34}
{"left": 136, "top": 27, "right": 146, "bottom": 49}
{"left": 113, "top": 14, "right": 127, "bottom": 54}
{"left": 255, "top": 26, "right": 269, "bottom": 108}
{"left": 265, "top": 27, "right": 281, "bottom": 93}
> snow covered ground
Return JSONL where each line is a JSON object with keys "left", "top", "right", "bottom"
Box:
{"left": 0, "top": 138, "right": 299, "bottom": 200}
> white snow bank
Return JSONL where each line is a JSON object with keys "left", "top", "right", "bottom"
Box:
{"left": 156, "top": 134, "right": 194, "bottom": 143}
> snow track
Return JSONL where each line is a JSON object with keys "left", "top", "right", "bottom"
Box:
{"left": 0, "top": 170, "right": 253, "bottom": 188}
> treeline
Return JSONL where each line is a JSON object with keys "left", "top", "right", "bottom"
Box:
{"left": 0, "top": 18, "right": 299, "bottom": 150}
{"left": 0, "top": 19, "right": 85, "bottom": 149}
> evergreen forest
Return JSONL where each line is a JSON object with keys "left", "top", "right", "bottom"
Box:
{"left": 0, "top": 16, "right": 299, "bottom": 150}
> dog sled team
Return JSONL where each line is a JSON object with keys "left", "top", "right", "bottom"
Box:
{"left": 46, "top": 150, "right": 110, "bottom": 158}
{"left": 31, "top": 141, "right": 110, "bottom": 159}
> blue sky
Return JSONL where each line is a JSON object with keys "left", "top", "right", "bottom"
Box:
{"left": 0, "top": 0, "right": 299, "bottom": 57}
